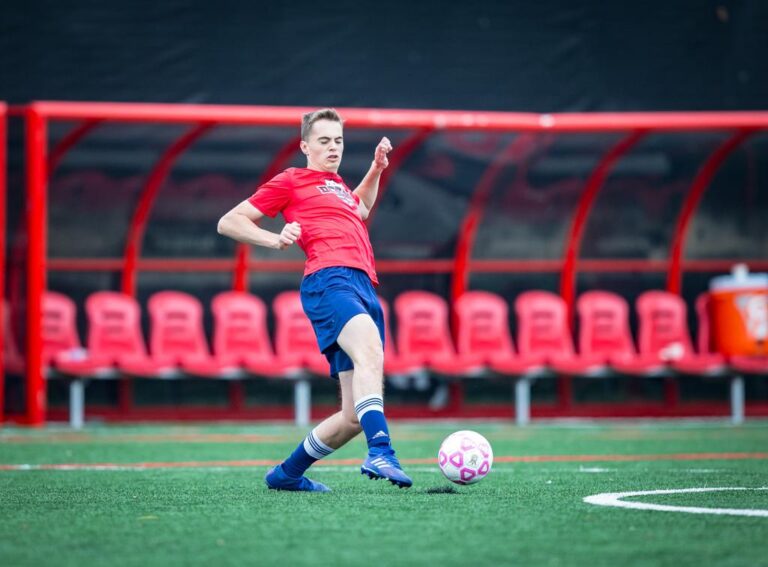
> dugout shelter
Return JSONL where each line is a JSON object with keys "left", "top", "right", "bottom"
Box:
{"left": 2, "top": 102, "right": 768, "bottom": 425}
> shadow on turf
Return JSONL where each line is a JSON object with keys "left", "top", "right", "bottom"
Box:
{"left": 423, "top": 486, "right": 461, "bottom": 495}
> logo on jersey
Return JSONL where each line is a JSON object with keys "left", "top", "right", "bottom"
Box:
{"left": 316, "top": 179, "right": 356, "bottom": 208}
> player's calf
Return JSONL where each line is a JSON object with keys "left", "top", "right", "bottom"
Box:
{"left": 355, "top": 394, "right": 412, "bottom": 488}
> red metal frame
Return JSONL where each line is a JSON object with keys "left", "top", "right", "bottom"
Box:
{"left": 25, "top": 107, "right": 48, "bottom": 426}
{"left": 559, "top": 130, "right": 647, "bottom": 321}
{"left": 16, "top": 102, "right": 768, "bottom": 425}
{"left": 667, "top": 129, "right": 755, "bottom": 294}
{"left": 48, "top": 119, "right": 103, "bottom": 173}
{"left": 23, "top": 103, "right": 768, "bottom": 130}
{"left": 0, "top": 102, "right": 6, "bottom": 423}
{"left": 451, "top": 133, "right": 538, "bottom": 305}
{"left": 46, "top": 257, "right": 768, "bottom": 274}
{"left": 121, "top": 122, "right": 215, "bottom": 296}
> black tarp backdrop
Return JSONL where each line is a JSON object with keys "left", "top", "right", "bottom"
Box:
{"left": 2, "top": 0, "right": 767, "bottom": 110}
{"left": 2, "top": 1, "right": 768, "bottom": 411}
{"left": 2, "top": 0, "right": 768, "bottom": 335}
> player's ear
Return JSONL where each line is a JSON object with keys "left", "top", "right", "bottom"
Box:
{"left": 300, "top": 140, "right": 309, "bottom": 155}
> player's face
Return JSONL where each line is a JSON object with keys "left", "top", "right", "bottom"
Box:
{"left": 302, "top": 119, "right": 344, "bottom": 173}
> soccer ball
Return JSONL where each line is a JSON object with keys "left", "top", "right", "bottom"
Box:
{"left": 437, "top": 430, "right": 493, "bottom": 485}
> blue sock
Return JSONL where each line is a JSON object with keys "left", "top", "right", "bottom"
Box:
{"left": 355, "top": 394, "right": 391, "bottom": 450}
{"left": 281, "top": 428, "right": 334, "bottom": 478}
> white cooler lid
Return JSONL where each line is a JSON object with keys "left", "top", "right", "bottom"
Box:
{"left": 710, "top": 264, "right": 768, "bottom": 291}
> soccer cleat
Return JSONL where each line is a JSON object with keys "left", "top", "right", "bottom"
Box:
{"left": 264, "top": 465, "right": 331, "bottom": 493}
{"left": 360, "top": 447, "right": 413, "bottom": 488}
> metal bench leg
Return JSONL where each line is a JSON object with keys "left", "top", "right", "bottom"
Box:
{"left": 515, "top": 377, "right": 531, "bottom": 427}
{"left": 69, "top": 380, "right": 86, "bottom": 430}
{"left": 730, "top": 375, "right": 745, "bottom": 425}
{"left": 294, "top": 379, "right": 311, "bottom": 428}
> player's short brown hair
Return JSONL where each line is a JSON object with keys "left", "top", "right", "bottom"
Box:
{"left": 301, "top": 108, "right": 343, "bottom": 141}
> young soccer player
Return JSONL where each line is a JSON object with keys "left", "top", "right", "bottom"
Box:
{"left": 217, "top": 108, "right": 412, "bottom": 491}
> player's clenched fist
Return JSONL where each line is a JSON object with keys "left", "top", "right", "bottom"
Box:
{"left": 277, "top": 221, "right": 301, "bottom": 249}
{"left": 373, "top": 137, "right": 392, "bottom": 170}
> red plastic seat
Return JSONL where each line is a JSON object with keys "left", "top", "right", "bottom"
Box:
{"left": 454, "top": 291, "right": 545, "bottom": 376}
{"left": 211, "top": 291, "right": 297, "bottom": 377}
{"left": 514, "top": 291, "right": 582, "bottom": 372}
{"left": 77, "top": 291, "right": 175, "bottom": 378}
{"left": 573, "top": 290, "right": 642, "bottom": 377}
{"left": 42, "top": 291, "right": 110, "bottom": 377}
{"left": 394, "top": 291, "right": 483, "bottom": 376}
{"left": 633, "top": 291, "right": 725, "bottom": 376}
{"left": 144, "top": 291, "right": 236, "bottom": 378}
{"left": 378, "top": 297, "right": 423, "bottom": 375}
{"left": 42, "top": 291, "right": 80, "bottom": 364}
{"left": 272, "top": 291, "right": 330, "bottom": 376}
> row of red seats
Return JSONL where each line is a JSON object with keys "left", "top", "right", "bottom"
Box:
{"left": 395, "top": 289, "right": 765, "bottom": 378}
{"left": 29, "top": 288, "right": 767, "bottom": 381}
{"left": 39, "top": 291, "right": 327, "bottom": 379}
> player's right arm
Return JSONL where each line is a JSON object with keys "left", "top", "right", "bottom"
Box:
{"left": 217, "top": 200, "right": 301, "bottom": 250}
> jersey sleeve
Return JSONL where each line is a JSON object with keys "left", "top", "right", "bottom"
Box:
{"left": 247, "top": 170, "right": 292, "bottom": 217}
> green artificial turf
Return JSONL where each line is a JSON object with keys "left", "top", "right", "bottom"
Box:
{"left": 1, "top": 421, "right": 767, "bottom": 567}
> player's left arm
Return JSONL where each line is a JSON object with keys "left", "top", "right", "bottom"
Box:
{"left": 353, "top": 137, "right": 392, "bottom": 220}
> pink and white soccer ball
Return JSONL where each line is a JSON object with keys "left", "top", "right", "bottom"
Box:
{"left": 438, "top": 430, "right": 493, "bottom": 485}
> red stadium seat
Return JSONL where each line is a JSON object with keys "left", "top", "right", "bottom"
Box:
{"left": 144, "top": 291, "right": 237, "bottom": 378}
{"left": 42, "top": 291, "right": 111, "bottom": 377}
{"left": 85, "top": 292, "right": 146, "bottom": 359}
{"left": 42, "top": 291, "right": 81, "bottom": 365}
{"left": 81, "top": 291, "right": 175, "bottom": 378}
{"left": 211, "top": 291, "right": 297, "bottom": 377}
{"left": 573, "top": 290, "right": 641, "bottom": 376}
{"left": 633, "top": 291, "right": 725, "bottom": 376}
{"left": 454, "top": 291, "right": 545, "bottom": 376}
{"left": 378, "top": 297, "right": 422, "bottom": 375}
{"left": 41, "top": 291, "right": 119, "bottom": 429}
{"left": 454, "top": 290, "right": 547, "bottom": 425}
{"left": 514, "top": 291, "right": 572, "bottom": 360}
{"left": 454, "top": 291, "right": 513, "bottom": 361}
{"left": 272, "top": 291, "right": 330, "bottom": 376}
{"left": 514, "top": 291, "right": 597, "bottom": 374}
{"left": 394, "top": 291, "right": 484, "bottom": 376}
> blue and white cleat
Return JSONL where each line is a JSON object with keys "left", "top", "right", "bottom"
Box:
{"left": 361, "top": 447, "right": 413, "bottom": 488}
{"left": 265, "top": 465, "right": 331, "bottom": 492}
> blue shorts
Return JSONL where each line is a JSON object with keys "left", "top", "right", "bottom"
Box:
{"left": 300, "top": 266, "right": 385, "bottom": 379}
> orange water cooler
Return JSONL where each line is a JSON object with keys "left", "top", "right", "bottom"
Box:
{"left": 709, "top": 265, "right": 768, "bottom": 356}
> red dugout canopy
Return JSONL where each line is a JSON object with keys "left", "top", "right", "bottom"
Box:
{"left": 5, "top": 102, "right": 768, "bottom": 424}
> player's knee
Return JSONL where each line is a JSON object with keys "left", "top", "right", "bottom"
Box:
{"left": 342, "top": 412, "right": 362, "bottom": 434}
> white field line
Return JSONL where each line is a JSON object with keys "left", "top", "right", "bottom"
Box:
{"left": 584, "top": 487, "right": 768, "bottom": 517}
{"left": 577, "top": 467, "right": 721, "bottom": 474}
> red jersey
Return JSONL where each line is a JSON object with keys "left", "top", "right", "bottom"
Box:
{"left": 248, "top": 167, "right": 378, "bottom": 284}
